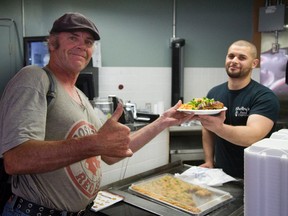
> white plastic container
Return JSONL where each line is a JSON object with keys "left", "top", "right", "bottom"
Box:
{"left": 244, "top": 138, "right": 288, "bottom": 216}
{"left": 270, "top": 129, "right": 288, "bottom": 140}
{"left": 270, "top": 132, "right": 288, "bottom": 140}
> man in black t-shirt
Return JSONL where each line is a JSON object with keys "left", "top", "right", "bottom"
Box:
{"left": 197, "top": 40, "right": 279, "bottom": 178}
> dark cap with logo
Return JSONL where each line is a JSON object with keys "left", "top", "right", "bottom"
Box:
{"left": 50, "top": 12, "right": 100, "bottom": 40}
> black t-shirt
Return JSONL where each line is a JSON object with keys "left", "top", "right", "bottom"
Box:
{"left": 207, "top": 80, "right": 280, "bottom": 178}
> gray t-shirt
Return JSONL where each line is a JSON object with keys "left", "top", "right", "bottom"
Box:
{"left": 0, "top": 65, "right": 104, "bottom": 211}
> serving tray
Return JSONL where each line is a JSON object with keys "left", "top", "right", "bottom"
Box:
{"left": 128, "top": 173, "right": 233, "bottom": 216}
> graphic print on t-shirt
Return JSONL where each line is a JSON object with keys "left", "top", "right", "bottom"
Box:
{"left": 65, "top": 121, "right": 102, "bottom": 198}
{"left": 235, "top": 106, "right": 250, "bottom": 117}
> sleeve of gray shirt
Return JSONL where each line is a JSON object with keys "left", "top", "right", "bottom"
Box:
{"left": 0, "top": 65, "right": 50, "bottom": 155}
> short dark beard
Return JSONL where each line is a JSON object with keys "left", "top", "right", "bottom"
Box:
{"left": 226, "top": 67, "right": 251, "bottom": 79}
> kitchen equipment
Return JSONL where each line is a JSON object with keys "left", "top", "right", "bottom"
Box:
{"left": 124, "top": 101, "right": 159, "bottom": 123}
{"left": 136, "top": 112, "right": 159, "bottom": 123}
{"left": 106, "top": 96, "right": 159, "bottom": 125}
{"left": 129, "top": 173, "right": 233, "bottom": 216}
{"left": 169, "top": 125, "right": 204, "bottom": 165}
{"left": 125, "top": 101, "right": 137, "bottom": 119}
{"left": 108, "top": 95, "right": 134, "bottom": 124}
{"left": 109, "top": 95, "right": 125, "bottom": 123}
{"left": 244, "top": 138, "right": 288, "bottom": 216}
{"left": 123, "top": 101, "right": 136, "bottom": 124}
{"left": 92, "top": 97, "right": 113, "bottom": 118}
{"left": 93, "top": 161, "right": 243, "bottom": 216}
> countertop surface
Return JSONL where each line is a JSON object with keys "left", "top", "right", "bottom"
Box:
{"left": 85, "top": 161, "right": 244, "bottom": 216}
{"left": 169, "top": 124, "right": 202, "bottom": 132}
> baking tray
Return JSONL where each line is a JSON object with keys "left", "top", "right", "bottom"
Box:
{"left": 128, "top": 173, "right": 233, "bottom": 216}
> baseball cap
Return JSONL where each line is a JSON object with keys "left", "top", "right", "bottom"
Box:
{"left": 50, "top": 12, "right": 100, "bottom": 40}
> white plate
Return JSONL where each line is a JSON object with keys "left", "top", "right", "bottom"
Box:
{"left": 177, "top": 107, "right": 227, "bottom": 115}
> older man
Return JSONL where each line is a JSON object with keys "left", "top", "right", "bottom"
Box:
{"left": 0, "top": 12, "right": 194, "bottom": 215}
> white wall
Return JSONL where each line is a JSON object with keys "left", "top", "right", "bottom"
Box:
{"left": 98, "top": 67, "right": 171, "bottom": 113}
{"left": 100, "top": 129, "right": 169, "bottom": 186}
{"left": 98, "top": 67, "right": 260, "bottom": 111}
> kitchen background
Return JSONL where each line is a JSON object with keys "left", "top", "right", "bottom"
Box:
{"left": 1, "top": 0, "right": 287, "bottom": 185}
{"left": 0, "top": 0, "right": 260, "bottom": 107}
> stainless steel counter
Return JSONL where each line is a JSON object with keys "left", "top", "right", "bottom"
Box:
{"left": 85, "top": 161, "right": 244, "bottom": 216}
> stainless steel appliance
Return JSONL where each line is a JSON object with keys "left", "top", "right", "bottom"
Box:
{"left": 169, "top": 125, "right": 204, "bottom": 165}
{"left": 108, "top": 96, "right": 159, "bottom": 127}
{"left": 109, "top": 96, "right": 134, "bottom": 124}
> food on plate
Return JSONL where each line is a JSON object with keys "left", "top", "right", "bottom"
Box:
{"left": 179, "top": 97, "right": 224, "bottom": 110}
{"left": 130, "top": 175, "right": 214, "bottom": 213}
